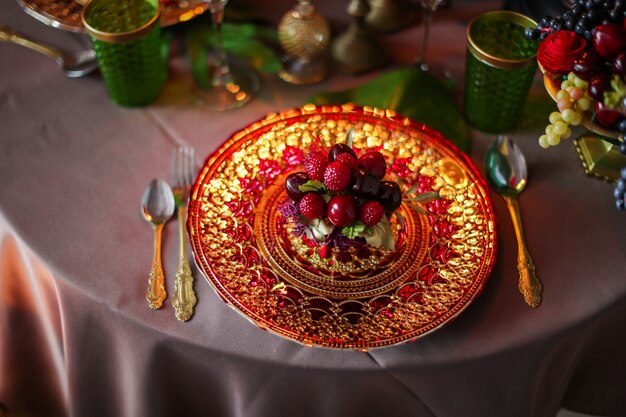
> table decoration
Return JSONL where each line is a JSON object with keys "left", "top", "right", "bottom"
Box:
{"left": 525, "top": 0, "right": 626, "bottom": 209}
{"left": 192, "top": 0, "right": 260, "bottom": 110}
{"left": 415, "top": 0, "right": 444, "bottom": 73}
{"left": 464, "top": 11, "right": 539, "bottom": 133}
{"left": 141, "top": 178, "right": 175, "bottom": 310}
{"left": 183, "top": 18, "right": 281, "bottom": 92}
{"left": 277, "top": 0, "right": 330, "bottom": 84}
{"left": 81, "top": 0, "right": 167, "bottom": 106}
{"left": 365, "top": 0, "right": 417, "bottom": 34}
{"left": 16, "top": 0, "right": 209, "bottom": 32}
{"left": 312, "top": 67, "right": 471, "bottom": 153}
{"left": 188, "top": 104, "right": 497, "bottom": 349}
{"left": 331, "top": 0, "right": 390, "bottom": 74}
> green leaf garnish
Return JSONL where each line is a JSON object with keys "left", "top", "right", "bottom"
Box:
{"left": 342, "top": 222, "right": 368, "bottom": 239}
{"left": 298, "top": 180, "right": 326, "bottom": 193}
{"left": 405, "top": 183, "right": 420, "bottom": 196}
{"left": 405, "top": 191, "right": 439, "bottom": 204}
{"left": 363, "top": 216, "right": 395, "bottom": 250}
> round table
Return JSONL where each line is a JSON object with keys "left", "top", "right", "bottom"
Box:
{"left": 0, "top": 0, "right": 625, "bottom": 416}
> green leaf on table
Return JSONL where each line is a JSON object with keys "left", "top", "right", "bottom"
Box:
{"left": 311, "top": 67, "right": 471, "bottom": 154}
{"left": 183, "top": 18, "right": 280, "bottom": 86}
{"left": 185, "top": 25, "right": 210, "bottom": 89}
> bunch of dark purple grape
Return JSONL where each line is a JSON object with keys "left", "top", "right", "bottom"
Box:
{"left": 525, "top": 0, "right": 626, "bottom": 42}
{"left": 616, "top": 144, "right": 626, "bottom": 210}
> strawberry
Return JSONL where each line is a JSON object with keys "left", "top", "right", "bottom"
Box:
{"left": 358, "top": 201, "right": 384, "bottom": 226}
{"left": 323, "top": 161, "right": 352, "bottom": 191}
{"left": 298, "top": 193, "right": 326, "bottom": 220}
{"left": 335, "top": 152, "right": 358, "bottom": 173}
{"left": 303, "top": 149, "right": 328, "bottom": 181}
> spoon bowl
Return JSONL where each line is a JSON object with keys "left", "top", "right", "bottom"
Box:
{"left": 142, "top": 178, "right": 175, "bottom": 225}
{"left": 485, "top": 136, "right": 528, "bottom": 196}
{"left": 142, "top": 179, "right": 175, "bottom": 310}
{"left": 485, "top": 136, "right": 542, "bottom": 307}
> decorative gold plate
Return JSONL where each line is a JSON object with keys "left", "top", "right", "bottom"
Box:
{"left": 188, "top": 104, "right": 497, "bottom": 350}
{"left": 16, "top": 0, "right": 208, "bottom": 32}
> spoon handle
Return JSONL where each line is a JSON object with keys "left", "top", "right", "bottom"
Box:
{"left": 504, "top": 196, "right": 542, "bottom": 307}
{"left": 173, "top": 207, "right": 197, "bottom": 321}
{"left": 0, "top": 25, "right": 63, "bottom": 63}
{"left": 146, "top": 223, "right": 167, "bottom": 309}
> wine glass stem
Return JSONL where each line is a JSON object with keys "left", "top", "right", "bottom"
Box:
{"left": 210, "top": 4, "right": 231, "bottom": 87}
{"left": 416, "top": 7, "right": 432, "bottom": 66}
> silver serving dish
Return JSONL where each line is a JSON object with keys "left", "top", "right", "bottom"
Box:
{"left": 16, "top": 0, "right": 209, "bottom": 33}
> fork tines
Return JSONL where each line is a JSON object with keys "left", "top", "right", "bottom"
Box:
{"left": 173, "top": 146, "right": 196, "bottom": 197}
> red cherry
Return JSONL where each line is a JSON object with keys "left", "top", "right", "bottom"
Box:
{"left": 594, "top": 101, "right": 622, "bottom": 128}
{"left": 588, "top": 72, "right": 612, "bottom": 101}
{"left": 593, "top": 23, "right": 626, "bottom": 59}
{"left": 573, "top": 50, "right": 605, "bottom": 81}
{"left": 357, "top": 151, "right": 387, "bottom": 179}
{"left": 329, "top": 143, "right": 357, "bottom": 161}
{"left": 327, "top": 195, "right": 357, "bottom": 227}
{"left": 613, "top": 52, "right": 626, "bottom": 76}
{"left": 285, "top": 172, "right": 310, "bottom": 202}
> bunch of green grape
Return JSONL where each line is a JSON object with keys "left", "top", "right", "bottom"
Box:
{"left": 539, "top": 72, "right": 592, "bottom": 148}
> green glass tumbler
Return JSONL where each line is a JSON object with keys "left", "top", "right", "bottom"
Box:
{"left": 81, "top": 0, "right": 166, "bottom": 107}
{"left": 464, "top": 11, "right": 538, "bottom": 133}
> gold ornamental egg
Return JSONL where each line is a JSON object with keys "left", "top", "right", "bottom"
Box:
{"left": 278, "top": 2, "right": 330, "bottom": 60}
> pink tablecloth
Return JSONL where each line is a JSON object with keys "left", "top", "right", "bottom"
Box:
{"left": 1, "top": 0, "right": 625, "bottom": 416}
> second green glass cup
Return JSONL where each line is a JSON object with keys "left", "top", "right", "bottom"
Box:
{"left": 81, "top": 0, "right": 166, "bottom": 107}
{"left": 464, "top": 11, "right": 538, "bottom": 133}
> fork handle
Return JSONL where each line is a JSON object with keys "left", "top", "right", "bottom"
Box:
{"left": 173, "top": 207, "right": 197, "bottom": 321}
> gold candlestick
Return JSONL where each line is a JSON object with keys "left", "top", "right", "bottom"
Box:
{"left": 331, "top": 0, "right": 390, "bottom": 75}
{"left": 366, "top": 0, "right": 418, "bottom": 34}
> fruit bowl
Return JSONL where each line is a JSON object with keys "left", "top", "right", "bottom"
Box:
{"left": 528, "top": 1, "right": 626, "bottom": 188}
{"left": 540, "top": 61, "right": 626, "bottom": 181}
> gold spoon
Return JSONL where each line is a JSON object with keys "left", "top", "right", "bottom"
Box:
{"left": 485, "top": 136, "right": 542, "bottom": 307}
{"left": 141, "top": 179, "right": 175, "bottom": 309}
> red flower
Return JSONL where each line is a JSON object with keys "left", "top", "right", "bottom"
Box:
{"left": 537, "top": 30, "right": 587, "bottom": 76}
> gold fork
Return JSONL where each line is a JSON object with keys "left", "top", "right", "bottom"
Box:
{"left": 172, "top": 147, "right": 197, "bottom": 321}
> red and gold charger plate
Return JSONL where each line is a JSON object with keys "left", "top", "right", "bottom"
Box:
{"left": 188, "top": 104, "right": 497, "bottom": 350}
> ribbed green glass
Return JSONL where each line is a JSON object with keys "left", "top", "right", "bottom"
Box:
{"left": 85, "top": 0, "right": 165, "bottom": 107}
{"left": 464, "top": 14, "right": 538, "bottom": 133}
